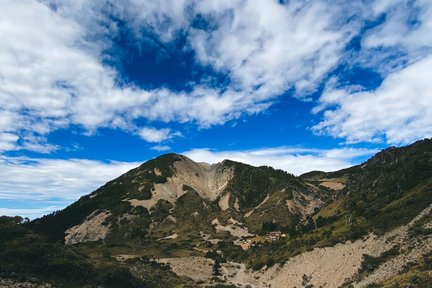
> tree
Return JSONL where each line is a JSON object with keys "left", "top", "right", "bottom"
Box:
{"left": 213, "top": 260, "right": 221, "bottom": 276}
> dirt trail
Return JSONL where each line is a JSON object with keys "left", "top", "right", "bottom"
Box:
{"left": 245, "top": 194, "right": 269, "bottom": 218}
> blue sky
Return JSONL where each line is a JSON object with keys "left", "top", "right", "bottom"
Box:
{"left": 1, "top": 0, "right": 431, "bottom": 218}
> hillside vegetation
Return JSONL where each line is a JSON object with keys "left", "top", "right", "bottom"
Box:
{"left": 1, "top": 139, "right": 430, "bottom": 287}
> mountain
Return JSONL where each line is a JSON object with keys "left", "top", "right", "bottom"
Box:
{"left": 30, "top": 153, "right": 326, "bottom": 246}
{"left": 1, "top": 139, "right": 431, "bottom": 287}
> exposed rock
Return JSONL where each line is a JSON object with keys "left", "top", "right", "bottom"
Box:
{"left": 162, "top": 204, "right": 432, "bottom": 288}
{"left": 157, "top": 233, "right": 178, "bottom": 241}
{"left": 125, "top": 156, "right": 233, "bottom": 210}
{"left": 212, "top": 218, "right": 254, "bottom": 238}
{"left": 219, "top": 192, "right": 230, "bottom": 210}
{"left": 65, "top": 210, "right": 111, "bottom": 244}
{"left": 319, "top": 180, "right": 346, "bottom": 190}
{"left": 286, "top": 191, "right": 323, "bottom": 217}
{"left": 234, "top": 197, "right": 240, "bottom": 211}
{"left": 354, "top": 204, "right": 432, "bottom": 287}
{"left": 245, "top": 194, "right": 270, "bottom": 218}
{"left": 158, "top": 257, "right": 214, "bottom": 282}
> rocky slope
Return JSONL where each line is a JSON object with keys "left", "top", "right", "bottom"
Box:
{"left": 30, "top": 153, "right": 325, "bottom": 246}
{"left": 5, "top": 138, "right": 431, "bottom": 287}
{"left": 157, "top": 203, "right": 431, "bottom": 287}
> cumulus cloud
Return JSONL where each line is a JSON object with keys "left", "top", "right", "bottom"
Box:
{"left": 188, "top": 0, "right": 354, "bottom": 97}
{"left": 314, "top": 0, "right": 432, "bottom": 144}
{"left": 313, "top": 56, "right": 432, "bottom": 144}
{"left": 1, "top": 0, "right": 429, "bottom": 151}
{"left": 138, "top": 127, "right": 174, "bottom": 143}
{"left": 0, "top": 0, "right": 360, "bottom": 152}
{"left": 184, "top": 146, "right": 377, "bottom": 175}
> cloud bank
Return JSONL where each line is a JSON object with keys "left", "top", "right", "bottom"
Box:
{"left": 184, "top": 146, "right": 376, "bottom": 176}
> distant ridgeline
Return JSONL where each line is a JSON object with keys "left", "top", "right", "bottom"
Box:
{"left": 1, "top": 139, "right": 431, "bottom": 287}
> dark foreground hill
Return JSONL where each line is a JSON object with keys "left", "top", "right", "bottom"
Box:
{"left": 1, "top": 139, "right": 431, "bottom": 287}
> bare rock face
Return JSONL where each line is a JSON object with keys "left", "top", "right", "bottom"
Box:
{"left": 126, "top": 156, "right": 234, "bottom": 210}
{"left": 158, "top": 204, "right": 432, "bottom": 288}
{"left": 21, "top": 140, "right": 432, "bottom": 287}
{"left": 173, "top": 158, "right": 234, "bottom": 201}
{"left": 65, "top": 210, "right": 111, "bottom": 244}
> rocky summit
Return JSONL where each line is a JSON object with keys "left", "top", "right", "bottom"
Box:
{"left": 1, "top": 139, "right": 431, "bottom": 287}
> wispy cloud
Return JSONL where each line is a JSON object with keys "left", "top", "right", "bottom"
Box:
{"left": 0, "top": 206, "right": 64, "bottom": 220}
{"left": 184, "top": 146, "right": 377, "bottom": 175}
{"left": 0, "top": 155, "right": 140, "bottom": 218}
{"left": 0, "top": 155, "right": 140, "bottom": 202}
{"left": 151, "top": 145, "right": 171, "bottom": 152}
{"left": 313, "top": 56, "right": 432, "bottom": 144}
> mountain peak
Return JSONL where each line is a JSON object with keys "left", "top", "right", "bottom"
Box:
{"left": 25, "top": 140, "right": 432, "bottom": 288}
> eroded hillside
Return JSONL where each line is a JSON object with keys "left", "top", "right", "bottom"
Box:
{"left": 8, "top": 138, "right": 431, "bottom": 287}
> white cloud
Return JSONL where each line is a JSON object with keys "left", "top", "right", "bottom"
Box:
{"left": 0, "top": 155, "right": 140, "bottom": 218}
{"left": 313, "top": 56, "right": 432, "bottom": 144}
{"left": 0, "top": 133, "right": 18, "bottom": 151}
{"left": 0, "top": 145, "right": 376, "bottom": 219}
{"left": 365, "top": 0, "right": 432, "bottom": 59}
{"left": 1, "top": 0, "right": 428, "bottom": 150}
{"left": 189, "top": 0, "right": 353, "bottom": 97}
{"left": 313, "top": 1, "right": 432, "bottom": 145}
{"left": 0, "top": 155, "right": 139, "bottom": 202}
{"left": 0, "top": 0, "right": 360, "bottom": 152}
{"left": 138, "top": 127, "right": 172, "bottom": 143}
{"left": 138, "top": 127, "right": 182, "bottom": 143}
{"left": 151, "top": 145, "right": 171, "bottom": 152}
{"left": 0, "top": 206, "right": 64, "bottom": 220}
{"left": 184, "top": 146, "right": 377, "bottom": 175}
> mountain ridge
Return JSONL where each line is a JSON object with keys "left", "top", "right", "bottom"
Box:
{"left": 2, "top": 138, "right": 431, "bottom": 287}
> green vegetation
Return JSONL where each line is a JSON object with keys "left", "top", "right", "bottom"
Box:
{"left": 4, "top": 140, "right": 431, "bottom": 286}
{"left": 357, "top": 247, "right": 401, "bottom": 280}
{"left": 223, "top": 160, "right": 299, "bottom": 209}
{"left": 0, "top": 216, "right": 142, "bottom": 287}
{"left": 330, "top": 139, "right": 432, "bottom": 234}
{"left": 0, "top": 215, "right": 198, "bottom": 287}
{"left": 220, "top": 139, "right": 432, "bottom": 269}
{"left": 378, "top": 252, "right": 432, "bottom": 288}
{"left": 28, "top": 153, "right": 183, "bottom": 242}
